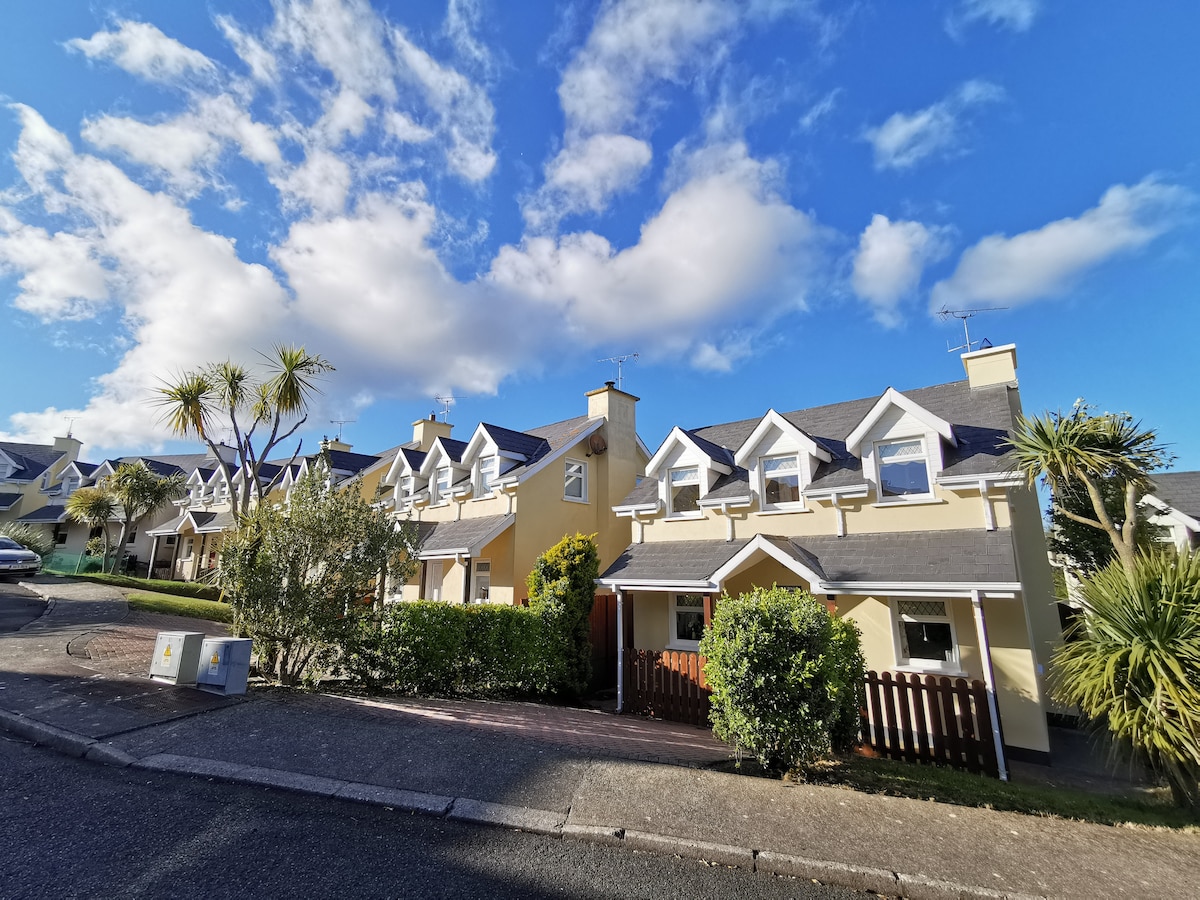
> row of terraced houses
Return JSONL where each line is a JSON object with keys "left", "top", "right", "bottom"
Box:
{"left": 5, "top": 344, "right": 1199, "bottom": 772}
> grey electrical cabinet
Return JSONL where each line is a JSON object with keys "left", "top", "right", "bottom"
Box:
{"left": 149, "top": 631, "right": 205, "bottom": 685}
{"left": 195, "top": 637, "right": 253, "bottom": 695}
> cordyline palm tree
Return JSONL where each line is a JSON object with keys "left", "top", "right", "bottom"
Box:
{"left": 1051, "top": 548, "right": 1200, "bottom": 812}
{"left": 106, "top": 462, "right": 187, "bottom": 573}
{"left": 154, "top": 345, "right": 334, "bottom": 519}
{"left": 1006, "top": 403, "right": 1170, "bottom": 581}
{"left": 65, "top": 487, "right": 117, "bottom": 574}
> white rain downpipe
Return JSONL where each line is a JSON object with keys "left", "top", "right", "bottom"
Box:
{"left": 979, "top": 479, "right": 996, "bottom": 531}
{"left": 971, "top": 589, "right": 1009, "bottom": 781}
{"left": 831, "top": 494, "right": 846, "bottom": 537}
{"left": 616, "top": 589, "right": 626, "bottom": 713}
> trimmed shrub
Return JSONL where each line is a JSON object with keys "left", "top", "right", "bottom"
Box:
{"left": 343, "top": 601, "right": 550, "bottom": 698}
{"left": 527, "top": 533, "right": 599, "bottom": 698}
{"left": 700, "top": 585, "right": 866, "bottom": 776}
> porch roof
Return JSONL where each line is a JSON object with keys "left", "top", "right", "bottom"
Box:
{"left": 0, "top": 492, "right": 21, "bottom": 510}
{"left": 15, "top": 503, "right": 67, "bottom": 524}
{"left": 416, "top": 513, "right": 514, "bottom": 559}
{"left": 599, "top": 528, "right": 1018, "bottom": 592}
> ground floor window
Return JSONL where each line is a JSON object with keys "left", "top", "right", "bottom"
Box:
{"left": 471, "top": 559, "right": 491, "bottom": 602}
{"left": 670, "top": 593, "right": 706, "bottom": 649}
{"left": 892, "top": 598, "right": 959, "bottom": 673}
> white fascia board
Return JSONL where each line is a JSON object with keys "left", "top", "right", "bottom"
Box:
{"left": 821, "top": 581, "right": 1023, "bottom": 597}
{"left": 645, "top": 426, "right": 734, "bottom": 478}
{"left": 710, "top": 534, "right": 823, "bottom": 586}
{"left": 419, "top": 439, "right": 468, "bottom": 479}
{"left": 594, "top": 578, "right": 717, "bottom": 592}
{"left": 804, "top": 484, "right": 870, "bottom": 500}
{"left": 936, "top": 472, "right": 1022, "bottom": 488}
{"left": 1145, "top": 495, "right": 1200, "bottom": 533}
{"left": 614, "top": 501, "right": 660, "bottom": 516}
{"left": 460, "top": 424, "right": 494, "bottom": 465}
{"left": 733, "top": 409, "right": 832, "bottom": 467}
{"left": 511, "top": 419, "right": 604, "bottom": 484}
{"left": 845, "top": 387, "right": 957, "bottom": 457}
{"left": 635, "top": 433, "right": 652, "bottom": 462}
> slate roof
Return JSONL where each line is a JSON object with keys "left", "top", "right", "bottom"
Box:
{"left": 684, "top": 429, "right": 736, "bottom": 469}
{"left": 703, "top": 468, "right": 752, "bottom": 502}
{"left": 599, "top": 528, "right": 1018, "bottom": 586}
{"left": 0, "top": 493, "right": 21, "bottom": 510}
{"left": 436, "top": 438, "right": 470, "bottom": 464}
{"left": 16, "top": 504, "right": 68, "bottom": 524}
{"left": 324, "top": 449, "right": 383, "bottom": 475}
{"left": 1149, "top": 471, "right": 1200, "bottom": 521}
{"left": 693, "top": 380, "right": 1013, "bottom": 493}
{"left": 615, "top": 477, "right": 659, "bottom": 509}
{"left": 0, "top": 442, "right": 66, "bottom": 482}
{"left": 526, "top": 415, "right": 594, "bottom": 452}
{"left": 416, "top": 514, "right": 515, "bottom": 556}
{"left": 479, "top": 422, "right": 551, "bottom": 460}
{"left": 396, "top": 447, "right": 428, "bottom": 471}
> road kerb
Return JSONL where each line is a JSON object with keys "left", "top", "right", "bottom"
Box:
{"left": 895, "top": 872, "right": 1046, "bottom": 900}
{"left": 84, "top": 743, "right": 139, "bottom": 768}
{"left": 561, "top": 823, "right": 625, "bottom": 846}
{"left": 0, "top": 708, "right": 96, "bottom": 758}
{"left": 621, "top": 830, "right": 755, "bottom": 870}
{"left": 448, "top": 798, "right": 566, "bottom": 836}
{"left": 754, "top": 850, "right": 899, "bottom": 895}
{"left": 333, "top": 782, "right": 455, "bottom": 817}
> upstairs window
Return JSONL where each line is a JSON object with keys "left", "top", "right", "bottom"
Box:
{"left": 434, "top": 466, "right": 452, "bottom": 502}
{"left": 668, "top": 466, "right": 700, "bottom": 516}
{"left": 478, "top": 456, "right": 498, "bottom": 495}
{"left": 760, "top": 454, "right": 802, "bottom": 509}
{"left": 564, "top": 459, "right": 587, "bottom": 502}
{"left": 877, "top": 439, "right": 931, "bottom": 499}
{"left": 400, "top": 475, "right": 415, "bottom": 498}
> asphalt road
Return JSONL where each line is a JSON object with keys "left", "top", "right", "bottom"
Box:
{"left": 0, "top": 580, "right": 44, "bottom": 633}
{"left": 0, "top": 735, "right": 862, "bottom": 900}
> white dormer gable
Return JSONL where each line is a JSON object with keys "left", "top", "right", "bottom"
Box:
{"left": 0, "top": 448, "right": 18, "bottom": 481}
{"left": 419, "top": 438, "right": 470, "bottom": 504}
{"left": 646, "top": 427, "right": 734, "bottom": 517}
{"left": 846, "top": 389, "right": 956, "bottom": 502}
{"left": 461, "top": 425, "right": 529, "bottom": 467}
{"left": 734, "top": 410, "right": 833, "bottom": 512}
{"left": 845, "top": 388, "right": 955, "bottom": 458}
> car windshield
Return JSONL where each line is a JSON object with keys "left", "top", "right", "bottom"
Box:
{"left": 0, "top": 537, "right": 23, "bottom": 550}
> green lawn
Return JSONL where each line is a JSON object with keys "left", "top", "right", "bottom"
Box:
{"left": 713, "top": 754, "right": 1197, "bottom": 831}
{"left": 68, "top": 571, "right": 221, "bottom": 601}
{"left": 125, "top": 591, "right": 233, "bottom": 624}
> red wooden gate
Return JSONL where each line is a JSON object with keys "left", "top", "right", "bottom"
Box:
{"left": 624, "top": 648, "right": 711, "bottom": 727}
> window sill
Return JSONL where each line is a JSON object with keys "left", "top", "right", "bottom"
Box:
{"left": 756, "top": 506, "right": 811, "bottom": 516}
{"left": 894, "top": 664, "right": 968, "bottom": 679}
{"left": 562, "top": 496, "right": 590, "bottom": 505}
{"left": 871, "top": 497, "right": 945, "bottom": 508}
{"left": 666, "top": 642, "right": 701, "bottom": 653}
{"left": 666, "top": 512, "right": 704, "bottom": 521}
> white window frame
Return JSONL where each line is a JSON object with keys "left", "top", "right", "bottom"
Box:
{"left": 758, "top": 453, "right": 804, "bottom": 512}
{"left": 433, "top": 466, "right": 452, "bottom": 504}
{"left": 471, "top": 559, "right": 492, "bottom": 603}
{"left": 477, "top": 456, "right": 498, "bottom": 497}
{"left": 667, "top": 465, "right": 702, "bottom": 518}
{"left": 564, "top": 458, "right": 588, "bottom": 503}
{"left": 669, "top": 593, "right": 706, "bottom": 650}
{"left": 890, "top": 598, "right": 962, "bottom": 675}
{"left": 874, "top": 438, "right": 934, "bottom": 502}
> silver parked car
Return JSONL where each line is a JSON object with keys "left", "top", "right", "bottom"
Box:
{"left": 0, "top": 537, "right": 42, "bottom": 578}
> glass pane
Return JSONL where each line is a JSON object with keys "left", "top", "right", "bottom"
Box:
{"left": 676, "top": 594, "right": 704, "bottom": 608}
{"left": 901, "top": 621, "right": 954, "bottom": 662}
{"left": 676, "top": 609, "right": 705, "bottom": 642}
{"left": 565, "top": 473, "right": 583, "bottom": 498}
{"left": 670, "top": 466, "right": 699, "bottom": 484}
{"left": 672, "top": 482, "right": 700, "bottom": 512}
{"left": 762, "top": 456, "right": 798, "bottom": 474}
{"left": 765, "top": 473, "right": 800, "bottom": 504}
{"left": 880, "top": 460, "right": 929, "bottom": 496}
{"left": 878, "top": 440, "right": 924, "bottom": 461}
{"left": 897, "top": 600, "right": 947, "bottom": 618}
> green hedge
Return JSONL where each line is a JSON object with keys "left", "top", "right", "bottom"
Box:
{"left": 342, "top": 601, "right": 552, "bottom": 698}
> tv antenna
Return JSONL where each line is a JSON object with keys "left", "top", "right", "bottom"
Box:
{"left": 433, "top": 396, "right": 457, "bottom": 422}
{"left": 598, "top": 352, "right": 639, "bottom": 391}
{"left": 329, "top": 418, "right": 356, "bottom": 441}
{"left": 936, "top": 306, "right": 1008, "bottom": 353}
{"left": 63, "top": 416, "right": 77, "bottom": 438}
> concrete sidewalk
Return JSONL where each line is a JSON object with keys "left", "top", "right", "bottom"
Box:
{"left": 2, "top": 578, "right": 1197, "bottom": 899}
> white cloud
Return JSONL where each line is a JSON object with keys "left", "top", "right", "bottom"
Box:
{"left": 851, "top": 215, "right": 950, "bottom": 327}
{"left": 864, "top": 80, "right": 1004, "bottom": 171}
{"left": 492, "top": 143, "right": 823, "bottom": 355}
{"left": 66, "top": 20, "right": 216, "bottom": 83}
{"left": 0, "top": 220, "right": 111, "bottom": 321}
{"left": 526, "top": 134, "right": 653, "bottom": 229}
{"left": 269, "top": 0, "right": 397, "bottom": 103}
{"left": 930, "top": 178, "right": 1191, "bottom": 310}
{"left": 215, "top": 15, "right": 279, "bottom": 84}
{"left": 950, "top": 0, "right": 1040, "bottom": 34}
{"left": 81, "top": 115, "right": 221, "bottom": 193}
{"left": 391, "top": 28, "right": 496, "bottom": 181}
{"left": 276, "top": 149, "right": 354, "bottom": 217}
{"left": 799, "top": 89, "right": 841, "bottom": 132}
{"left": 384, "top": 110, "right": 435, "bottom": 144}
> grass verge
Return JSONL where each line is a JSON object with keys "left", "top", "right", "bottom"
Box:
{"left": 711, "top": 754, "right": 1197, "bottom": 831}
{"left": 67, "top": 571, "right": 221, "bottom": 601}
{"left": 126, "top": 591, "right": 233, "bottom": 624}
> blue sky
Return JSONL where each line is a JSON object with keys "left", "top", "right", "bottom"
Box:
{"left": 1, "top": 0, "right": 1198, "bottom": 472}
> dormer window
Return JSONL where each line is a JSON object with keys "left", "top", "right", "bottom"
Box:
{"left": 877, "top": 439, "right": 931, "bottom": 499}
{"left": 478, "top": 456, "right": 498, "bottom": 495}
{"left": 760, "top": 454, "right": 802, "bottom": 509}
{"left": 400, "top": 475, "right": 415, "bottom": 498}
{"left": 669, "top": 466, "right": 701, "bottom": 516}
{"left": 433, "top": 466, "right": 452, "bottom": 503}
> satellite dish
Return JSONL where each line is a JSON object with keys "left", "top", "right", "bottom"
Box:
{"left": 588, "top": 433, "right": 608, "bottom": 456}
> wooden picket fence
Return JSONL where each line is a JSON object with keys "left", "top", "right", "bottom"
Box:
{"left": 860, "top": 670, "right": 999, "bottom": 777}
{"left": 624, "top": 648, "right": 711, "bottom": 727}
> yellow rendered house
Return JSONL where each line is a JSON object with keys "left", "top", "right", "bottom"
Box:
{"left": 0, "top": 436, "right": 83, "bottom": 527}
{"left": 381, "top": 383, "right": 648, "bottom": 606}
{"left": 598, "top": 345, "right": 1063, "bottom": 770}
